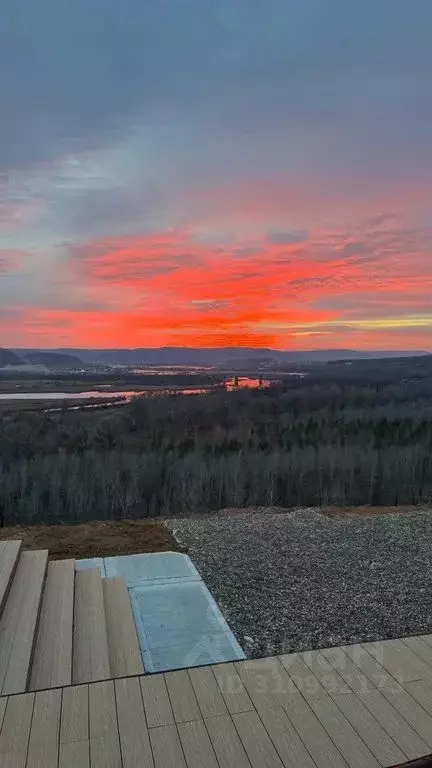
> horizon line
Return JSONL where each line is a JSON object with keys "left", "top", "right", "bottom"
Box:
{"left": 5, "top": 345, "right": 430, "bottom": 354}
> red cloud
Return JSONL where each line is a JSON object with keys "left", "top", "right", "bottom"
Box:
{"left": 4, "top": 220, "right": 432, "bottom": 349}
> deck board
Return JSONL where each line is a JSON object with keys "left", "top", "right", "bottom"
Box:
{"left": 418, "top": 633, "right": 432, "bottom": 650}
{"left": 404, "top": 679, "right": 432, "bottom": 717}
{"left": 362, "top": 639, "right": 428, "bottom": 685}
{"left": 0, "top": 550, "right": 48, "bottom": 695}
{"left": 189, "top": 665, "right": 228, "bottom": 718}
{"left": 282, "top": 655, "right": 380, "bottom": 767}
{"left": 401, "top": 635, "right": 432, "bottom": 668}
{"left": 59, "top": 740, "right": 90, "bottom": 768}
{"left": 103, "top": 576, "right": 144, "bottom": 678}
{"left": 140, "top": 673, "right": 174, "bottom": 727}
{"left": 89, "top": 679, "right": 122, "bottom": 768}
{"left": 150, "top": 724, "right": 187, "bottom": 768}
{"left": 321, "top": 646, "right": 374, "bottom": 693}
{"left": 253, "top": 697, "right": 317, "bottom": 768}
{"left": 205, "top": 714, "right": 252, "bottom": 768}
{"left": 0, "top": 540, "right": 22, "bottom": 616}
{"left": 341, "top": 643, "right": 394, "bottom": 688}
{"left": 238, "top": 656, "right": 348, "bottom": 768}
{"left": 280, "top": 651, "right": 327, "bottom": 698}
{"left": 178, "top": 719, "right": 219, "bottom": 768}
{"left": 233, "top": 710, "right": 285, "bottom": 768}
{"left": 301, "top": 649, "right": 352, "bottom": 696}
{"left": 334, "top": 692, "right": 406, "bottom": 766}
{"left": 236, "top": 657, "right": 296, "bottom": 704}
{"left": 165, "top": 669, "right": 201, "bottom": 723}
{"left": 213, "top": 662, "right": 254, "bottom": 714}
{"left": 0, "top": 691, "right": 35, "bottom": 767}
{"left": 30, "top": 559, "right": 75, "bottom": 691}
{"left": 59, "top": 684, "right": 89, "bottom": 768}
{"left": 73, "top": 568, "right": 110, "bottom": 684}
{"left": 115, "top": 676, "right": 154, "bottom": 767}
{"left": 275, "top": 661, "right": 349, "bottom": 768}
{"left": 234, "top": 653, "right": 318, "bottom": 767}
{"left": 380, "top": 681, "right": 432, "bottom": 749}
{"left": 357, "top": 688, "right": 429, "bottom": 760}
{"left": 26, "top": 688, "right": 62, "bottom": 768}
{"left": 60, "top": 684, "right": 88, "bottom": 743}
{"left": 0, "top": 697, "right": 6, "bottom": 732}
{"left": 305, "top": 690, "right": 380, "bottom": 768}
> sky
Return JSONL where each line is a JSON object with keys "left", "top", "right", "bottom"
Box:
{"left": 1, "top": 0, "right": 432, "bottom": 350}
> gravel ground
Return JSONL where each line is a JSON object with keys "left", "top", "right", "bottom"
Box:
{"left": 166, "top": 508, "right": 432, "bottom": 658}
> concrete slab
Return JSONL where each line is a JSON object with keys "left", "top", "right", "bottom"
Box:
{"left": 104, "top": 551, "right": 199, "bottom": 585}
{"left": 75, "top": 551, "right": 245, "bottom": 671}
{"left": 130, "top": 580, "right": 246, "bottom": 672}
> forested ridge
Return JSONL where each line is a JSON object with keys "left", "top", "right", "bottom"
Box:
{"left": 1, "top": 356, "right": 432, "bottom": 524}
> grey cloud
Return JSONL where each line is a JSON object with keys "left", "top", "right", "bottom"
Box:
{"left": 342, "top": 242, "right": 369, "bottom": 255}
{"left": 2, "top": 0, "right": 432, "bottom": 177}
{"left": 0, "top": 250, "right": 21, "bottom": 274}
{"left": 362, "top": 213, "right": 398, "bottom": 229}
{"left": 65, "top": 186, "right": 169, "bottom": 241}
{"left": 267, "top": 230, "right": 308, "bottom": 245}
{"left": 191, "top": 300, "right": 229, "bottom": 312}
{"left": 290, "top": 275, "right": 342, "bottom": 292}
{"left": 233, "top": 247, "right": 261, "bottom": 257}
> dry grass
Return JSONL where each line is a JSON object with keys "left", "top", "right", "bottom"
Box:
{"left": 0, "top": 520, "right": 180, "bottom": 560}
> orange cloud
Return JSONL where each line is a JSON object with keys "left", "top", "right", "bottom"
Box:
{"left": 3, "top": 219, "right": 432, "bottom": 349}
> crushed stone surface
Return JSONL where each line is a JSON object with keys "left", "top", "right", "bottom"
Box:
{"left": 166, "top": 508, "right": 432, "bottom": 657}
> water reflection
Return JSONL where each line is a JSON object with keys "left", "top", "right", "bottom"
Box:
{"left": 0, "top": 390, "right": 138, "bottom": 401}
{"left": 0, "top": 388, "right": 208, "bottom": 403}
{"left": 224, "top": 377, "right": 270, "bottom": 391}
{"left": 0, "top": 376, "right": 282, "bottom": 411}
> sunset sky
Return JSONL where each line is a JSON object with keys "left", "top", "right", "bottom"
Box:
{"left": 1, "top": 1, "right": 432, "bottom": 350}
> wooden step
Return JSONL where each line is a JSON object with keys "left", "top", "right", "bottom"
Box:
{"left": 73, "top": 568, "right": 110, "bottom": 684}
{"left": 103, "top": 576, "right": 144, "bottom": 678}
{"left": 0, "top": 549, "right": 48, "bottom": 695}
{"left": 0, "top": 540, "right": 22, "bottom": 618}
{"left": 30, "top": 559, "right": 75, "bottom": 691}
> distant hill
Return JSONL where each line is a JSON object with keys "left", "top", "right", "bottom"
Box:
{"left": 0, "top": 348, "right": 22, "bottom": 367}
{"left": 13, "top": 350, "right": 83, "bottom": 367}
{"left": 21, "top": 347, "right": 429, "bottom": 366}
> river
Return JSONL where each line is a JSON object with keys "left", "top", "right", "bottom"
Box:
{"left": 0, "top": 375, "right": 304, "bottom": 408}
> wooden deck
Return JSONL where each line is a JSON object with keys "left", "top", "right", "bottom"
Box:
{"left": 1, "top": 638, "right": 432, "bottom": 764}
{"left": 1, "top": 539, "right": 432, "bottom": 766}
{"left": 0, "top": 541, "right": 144, "bottom": 696}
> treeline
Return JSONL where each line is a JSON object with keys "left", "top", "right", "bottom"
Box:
{"left": 1, "top": 356, "right": 432, "bottom": 524}
{"left": 2, "top": 445, "right": 432, "bottom": 524}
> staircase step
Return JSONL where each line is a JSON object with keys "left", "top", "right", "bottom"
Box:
{"left": 103, "top": 577, "right": 144, "bottom": 678}
{"left": 0, "top": 549, "right": 48, "bottom": 695}
{"left": 0, "top": 540, "right": 22, "bottom": 617}
{"left": 73, "top": 568, "right": 110, "bottom": 684}
{"left": 30, "top": 559, "right": 75, "bottom": 691}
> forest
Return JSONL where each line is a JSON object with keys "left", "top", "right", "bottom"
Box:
{"left": 1, "top": 355, "right": 432, "bottom": 524}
